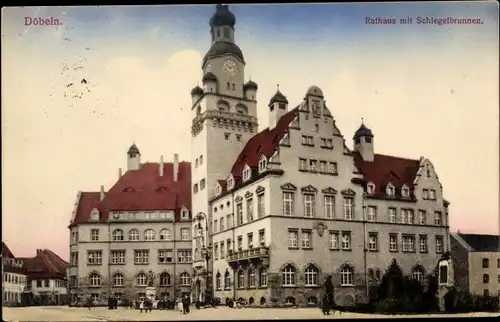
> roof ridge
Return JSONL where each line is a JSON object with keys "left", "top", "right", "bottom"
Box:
{"left": 375, "top": 153, "right": 419, "bottom": 162}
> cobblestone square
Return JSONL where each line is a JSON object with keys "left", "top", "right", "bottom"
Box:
{"left": 2, "top": 306, "right": 498, "bottom": 321}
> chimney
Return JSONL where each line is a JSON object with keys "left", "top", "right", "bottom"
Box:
{"left": 173, "top": 154, "right": 179, "bottom": 182}
{"left": 159, "top": 156, "right": 164, "bottom": 177}
{"left": 100, "top": 185, "right": 105, "bottom": 201}
{"left": 36, "top": 249, "right": 42, "bottom": 256}
{"left": 118, "top": 168, "right": 122, "bottom": 179}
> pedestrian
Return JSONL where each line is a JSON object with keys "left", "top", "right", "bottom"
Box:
{"left": 139, "top": 299, "right": 145, "bottom": 313}
{"left": 321, "top": 294, "right": 330, "bottom": 315}
{"left": 87, "top": 296, "right": 93, "bottom": 310}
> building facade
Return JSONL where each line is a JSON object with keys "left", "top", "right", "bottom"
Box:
{"left": 2, "top": 242, "right": 27, "bottom": 306}
{"left": 450, "top": 233, "right": 500, "bottom": 297}
{"left": 68, "top": 148, "right": 193, "bottom": 304}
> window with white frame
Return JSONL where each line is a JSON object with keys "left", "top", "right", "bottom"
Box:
{"left": 422, "top": 189, "right": 429, "bottom": 200}
{"left": 237, "top": 270, "right": 245, "bottom": 288}
{"left": 90, "top": 229, "right": 99, "bottom": 241}
{"left": 304, "top": 265, "right": 318, "bottom": 286}
{"left": 301, "top": 230, "right": 312, "bottom": 248}
{"left": 134, "top": 250, "right": 149, "bottom": 264}
{"left": 388, "top": 208, "right": 396, "bottom": 223}
{"left": 87, "top": 251, "right": 102, "bottom": 265}
{"left": 227, "top": 177, "right": 234, "bottom": 190}
{"left": 178, "top": 250, "right": 192, "bottom": 263}
{"left": 236, "top": 202, "right": 243, "bottom": 225}
{"left": 215, "top": 185, "right": 221, "bottom": 196}
{"left": 401, "top": 209, "right": 407, "bottom": 224}
{"left": 418, "top": 210, "right": 426, "bottom": 224}
{"left": 419, "top": 235, "right": 428, "bottom": 253}
{"left": 341, "top": 232, "right": 351, "bottom": 250}
{"left": 89, "top": 273, "right": 101, "bottom": 287}
{"left": 282, "top": 265, "right": 296, "bottom": 286}
{"left": 158, "top": 250, "right": 173, "bottom": 263}
{"left": 402, "top": 235, "right": 415, "bottom": 252}
{"left": 216, "top": 273, "right": 221, "bottom": 290}
{"left": 237, "top": 236, "right": 243, "bottom": 249}
{"left": 429, "top": 189, "right": 436, "bottom": 200}
{"left": 324, "top": 195, "right": 335, "bottom": 218}
{"left": 259, "top": 268, "right": 267, "bottom": 287}
{"left": 340, "top": 266, "right": 354, "bottom": 286}
{"left": 309, "top": 159, "right": 318, "bottom": 172}
{"left": 220, "top": 218, "right": 225, "bottom": 231}
{"left": 224, "top": 271, "right": 231, "bottom": 289}
{"left": 329, "top": 231, "right": 339, "bottom": 249}
{"left": 247, "top": 198, "right": 254, "bottom": 221}
{"left": 367, "top": 182, "right": 375, "bottom": 195}
{"left": 259, "top": 229, "right": 265, "bottom": 245}
{"left": 248, "top": 268, "right": 256, "bottom": 288}
{"left": 129, "top": 229, "right": 139, "bottom": 241}
{"left": 247, "top": 233, "right": 253, "bottom": 248}
{"left": 412, "top": 266, "right": 425, "bottom": 283}
{"left": 402, "top": 185, "right": 410, "bottom": 198}
{"left": 259, "top": 156, "right": 267, "bottom": 172}
{"left": 242, "top": 166, "right": 251, "bottom": 181}
{"left": 407, "top": 209, "right": 414, "bottom": 224}
{"left": 181, "top": 228, "right": 190, "bottom": 240}
{"left": 343, "top": 197, "right": 354, "bottom": 220}
{"left": 389, "top": 234, "right": 398, "bottom": 252}
{"left": 304, "top": 193, "right": 315, "bottom": 217}
{"left": 282, "top": 191, "right": 294, "bottom": 216}
{"left": 257, "top": 193, "right": 265, "bottom": 218}
{"left": 288, "top": 230, "right": 298, "bottom": 248}
{"left": 367, "top": 206, "right": 376, "bottom": 221}
{"left": 111, "top": 250, "right": 125, "bottom": 264}
{"left": 299, "top": 158, "right": 308, "bottom": 171}
{"left": 144, "top": 229, "right": 155, "bottom": 241}
{"left": 319, "top": 161, "right": 326, "bottom": 173}
{"left": 327, "top": 162, "right": 337, "bottom": 174}
{"left": 159, "top": 229, "right": 172, "bottom": 241}
{"left": 180, "top": 272, "right": 191, "bottom": 286}
{"left": 368, "top": 233, "right": 378, "bottom": 251}
{"left": 434, "top": 211, "right": 442, "bottom": 225}
{"left": 220, "top": 242, "right": 225, "bottom": 258}
{"left": 113, "top": 229, "right": 124, "bottom": 241}
{"left": 159, "top": 272, "right": 171, "bottom": 286}
{"left": 112, "top": 273, "right": 123, "bottom": 287}
{"left": 386, "top": 183, "right": 395, "bottom": 196}
{"left": 435, "top": 236, "right": 443, "bottom": 253}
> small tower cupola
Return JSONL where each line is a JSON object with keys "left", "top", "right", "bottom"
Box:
{"left": 202, "top": 72, "right": 218, "bottom": 93}
{"left": 243, "top": 79, "right": 258, "bottom": 100}
{"left": 269, "top": 85, "right": 289, "bottom": 130}
{"left": 127, "top": 143, "right": 141, "bottom": 171}
{"left": 190, "top": 85, "right": 204, "bottom": 104}
{"left": 353, "top": 120, "right": 374, "bottom": 162}
{"left": 209, "top": 4, "right": 236, "bottom": 43}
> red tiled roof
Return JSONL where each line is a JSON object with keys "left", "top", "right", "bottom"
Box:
{"left": 70, "top": 161, "right": 191, "bottom": 226}
{"left": 18, "top": 249, "right": 69, "bottom": 279}
{"left": 225, "top": 107, "right": 298, "bottom": 189}
{"left": 2, "top": 241, "right": 15, "bottom": 258}
{"left": 353, "top": 152, "right": 420, "bottom": 199}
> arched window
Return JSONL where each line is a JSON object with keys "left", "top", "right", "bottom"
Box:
{"left": 89, "top": 272, "right": 101, "bottom": 287}
{"left": 113, "top": 273, "right": 123, "bottom": 287}
{"left": 159, "top": 229, "right": 172, "bottom": 241}
{"left": 217, "top": 100, "right": 230, "bottom": 112}
{"left": 248, "top": 268, "right": 256, "bottom": 288}
{"left": 304, "top": 265, "right": 319, "bottom": 286}
{"left": 282, "top": 265, "right": 296, "bottom": 286}
{"left": 180, "top": 272, "right": 191, "bottom": 286}
{"left": 112, "top": 229, "right": 124, "bottom": 241}
{"left": 368, "top": 269, "right": 375, "bottom": 280}
{"left": 235, "top": 104, "right": 248, "bottom": 115}
{"left": 249, "top": 297, "right": 255, "bottom": 305}
{"left": 260, "top": 297, "right": 266, "bottom": 305}
{"left": 340, "top": 266, "right": 354, "bottom": 286}
{"left": 224, "top": 271, "right": 231, "bottom": 290}
{"left": 238, "top": 270, "right": 245, "bottom": 288}
{"left": 128, "top": 229, "right": 139, "bottom": 241}
{"left": 412, "top": 266, "right": 425, "bottom": 283}
{"left": 160, "top": 272, "right": 171, "bottom": 286}
{"left": 144, "top": 229, "right": 155, "bottom": 241}
{"left": 216, "top": 272, "right": 221, "bottom": 290}
{"left": 285, "top": 296, "right": 296, "bottom": 305}
{"left": 136, "top": 273, "right": 147, "bottom": 286}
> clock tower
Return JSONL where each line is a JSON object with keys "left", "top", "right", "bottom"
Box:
{"left": 190, "top": 4, "right": 259, "bottom": 301}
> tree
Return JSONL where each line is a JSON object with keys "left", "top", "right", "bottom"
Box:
{"left": 323, "top": 275, "right": 335, "bottom": 308}
{"left": 423, "top": 274, "right": 439, "bottom": 312}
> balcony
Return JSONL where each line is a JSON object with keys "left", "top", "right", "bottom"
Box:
{"left": 226, "top": 246, "right": 270, "bottom": 267}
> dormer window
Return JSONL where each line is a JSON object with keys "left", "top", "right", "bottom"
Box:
{"left": 181, "top": 208, "right": 189, "bottom": 220}
{"left": 90, "top": 208, "right": 100, "bottom": 221}
{"left": 367, "top": 182, "right": 375, "bottom": 195}
{"left": 215, "top": 184, "right": 221, "bottom": 196}
{"left": 242, "top": 165, "right": 251, "bottom": 182}
{"left": 401, "top": 185, "right": 410, "bottom": 198}
{"left": 259, "top": 155, "right": 268, "bottom": 172}
{"left": 386, "top": 183, "right": 395, "bottom": 197}
{"left": 227, "top": 176, "right": 234, "bottom": 190}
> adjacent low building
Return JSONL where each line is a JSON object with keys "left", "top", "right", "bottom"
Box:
{"left": 2, "top": 242, "right": 27, "bottom": 306}
{"left": 450, "top": 232, "right": 500, "bottom": 297}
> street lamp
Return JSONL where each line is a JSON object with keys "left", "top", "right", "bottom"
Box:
{"left": 200, "top": 243, "right": 213, "bottom": 305}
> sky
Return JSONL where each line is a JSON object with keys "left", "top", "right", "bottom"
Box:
{"left": 1, "top": 2, "right": 499, "bottom": 260}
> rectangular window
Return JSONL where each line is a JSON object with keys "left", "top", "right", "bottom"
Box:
{"left": 368, "top": 233, "right": 378, "bottom": 251}
{"left": 327, "top": 162, "right": 337, "bottom": 174}
{"left": 227, "top": 214, "right": 232, "bottom": 228}
{"left": 220, "top": 242, "right": 225, "bottom": 258}
{"left": 177, "top": 250, "right": 192, "bottom": 263}
{"left": 247, "top": 198, "right": 254, "bottom": 221}
{"left": 237, "top": 236, "right": 243, "bottom": 250}
{"left": 301, "top": 135, "right": 308, "bottom": 145}
{"left": 401, "top": 209, "right": 407, "bottom": 224}
{"left": 259, "top": 229, "right": 265, "bottom": 245}
{"left": 434, "top": 211, "right": 442, "bottom": 225}
{"left": 214, "top": 220, "right": 218, "bottom": 233}
{"left": 214, "top": 244, "right": 219, "bottom": 259}
{"left": 309, "top": 159, "right": 317, "bottom": 172}
{"left": 389, "top": 208, "right": 396, "bottom": 223}
{"left": 367, "top": 206, "right": 376, "bottom": 221}
{"left": 423, "top": 189, "right": 429, "bottom": 200}
{"left": 341, "top": 232, "right": 351, "bottom": 250}
{"left": 70, "top": 252, "right": 78, "bottom": 266}
{"left": 90, "top": 229, "right": 99, "bottom": 241}
{"left": 483, "top": 274, "right": 489, "bottom": 284}
{"left": 319, "top": 161, "right": 326, "bottom": 172}
{"left": 87, "top": 251, "right": 102, "bottom": 265}
{"left": 429, "top": 189, "right": 436, "bottom": 200}
{"left": 134, "top": 250, "right": 149, "bottom": 264}
{"left": 282, "top": 192, "right": 294, "bottom": 216}
{"left": 324, "top": 195, "right": 335, "bottom": 218}
{"left": 419, "top": 235, "right": 428, "bottom": 253}
{"left": 435, "top": 236, "right": 444, "bottom": 254}
{"left": 236, "top": 202, "right": 243, "bottom": 225}
{"left": 180, "top": 228, "right": 190, "bottom": 240}
{"left": 158, "top": 250, "right": 173, "bottom": 264}
{"left": 304, "top": 193, "right": 316, "bottom": 217}
{"left": 220, "top": 218, "right": 225, "bottom": 231}
{"left": 389, "top": 234, "right": 398, "bottom": 252}
{"left": 226, "top": 239, "right": 231, "bottom": 255}
{"left": 247, "top": 233, "right": 253, "bottom": 248}
{"left": 343, "top": 197, "right": 354, "bottom": 220}
{"left": 482, "top": 258, "right": 489, "bottom": 268}
{"left": 301, "top": 230, "right": 312, "bottom": 248}
{"left": 299, "top": 158, "right": 308, "bottom": 171}
{"left": 257, "top": 193, "right": 265, "bottom": 218}
{"left": 110, "top": 250, "right": 126, "bottom": 264}
{"left": 288, "top": 230, "right": 298, "bottom": 248}
{"left": 407, "top": 209, "right": 414, "bottom": 224}
{"left": 402, "top": 235, "right": 416, "bottom": 252}
{"left": 329, "top": 232, "right": 339, "bottom": 249}
{"left": 418, "top": 210, "right": 426, "bottom": 224}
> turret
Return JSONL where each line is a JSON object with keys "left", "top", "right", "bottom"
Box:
{"left": 202, "top": 72, "right": 217, "bottom": 94}
{"left": 190, "top": 85, "right": 203, "bottom": 105}
{"left": 243, "top": 80, "right": 258, "bottom": 101}
{"left": 127, "top": 143, "right": 141, "bottom": 171}
{"left": 268, "top": 86, "right": 288, "bottom": 130}
{"left": 353, "top": 120, "right": 374, "bottom": 162}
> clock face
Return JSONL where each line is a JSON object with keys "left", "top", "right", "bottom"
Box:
{"left": 223, "top": 59, "right": 238, "bottom": 77}
{"left": 205, "top": 63, "right": 212, "bottom": 74}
